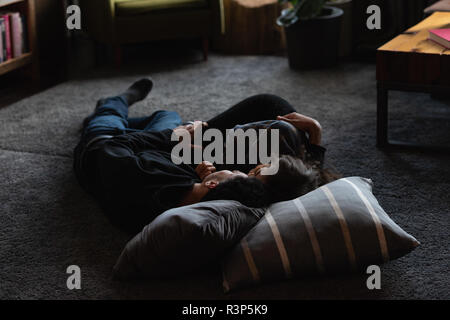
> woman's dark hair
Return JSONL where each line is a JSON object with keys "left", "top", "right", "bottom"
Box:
{"left": 201, "top": 176, "right": 272, "bottom": 208}
{"left": 201, "top": 156, "right": 342, "bottom": 207}
{"left": 316, "top": 166, "right": 342, "bottom": 186}
{"left": 265, "top": 155, "right": 342, "bottom": 203}
{"left": 265, "top": 155, "right": 318, "bottom": 203}
{"left": 303, "top": 159, "right": 342, "bottom": 187}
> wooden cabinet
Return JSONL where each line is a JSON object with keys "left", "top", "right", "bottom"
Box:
{"left": 34, "top": 0, "right": 68, "bottom": 86}
{"left": 0, "top": 0, "right": 38, "bottom": 81}
{"left": 0, "top": 0, "right": 68, "bottom": 89}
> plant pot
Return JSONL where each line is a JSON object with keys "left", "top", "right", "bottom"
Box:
{"left": 326, "top": 0, "right": 353, "bottom": 57}
{"left": 283, "top": 6, "right": 344, "bottom": 70}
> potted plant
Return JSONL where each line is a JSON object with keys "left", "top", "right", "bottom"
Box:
{"left": 327, "top": 0, "right": 353, "bottom": 57}
{"left": 277, "top": 0, "right": 344, "bottom": 69}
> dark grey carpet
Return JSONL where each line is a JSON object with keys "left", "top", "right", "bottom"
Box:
{"left": 0, "top": 54, "right": 449, "bottom": 299}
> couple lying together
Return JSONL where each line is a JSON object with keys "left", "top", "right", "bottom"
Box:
{"left": 74, "top": 79, "right": 339, "bottom": 234}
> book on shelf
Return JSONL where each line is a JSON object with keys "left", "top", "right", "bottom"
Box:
{"left": 21, "top": 12, "right": 27, "bottom": 53}
{"left": 0, "top": 11, "right": 28, "bottom": 64}
{"left": 428, "top": 28, "right": 450, "bottom": 49}
{"left": 11, "top": 12, "right": 22, "bottom": 58}
{"left": 0, "top": 17, "right": 4, "bottom": 63}
{"left": 1, "top": 12, "right": 12, "bottom": 60}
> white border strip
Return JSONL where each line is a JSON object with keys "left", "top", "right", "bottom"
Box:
{"left": 266, "top": 210, "right": 293, "bottom": 279}
{"left": 342, "top": 178, "right": 390, "bottom": 262}
{"left": 293, "top": 198, "right": 325, "bottom": 274}
{"left": 322, "top": 186, "right": 357, "bottom": 270}
{"left": 241, "top": 238, "right": 260, "bottom": 283}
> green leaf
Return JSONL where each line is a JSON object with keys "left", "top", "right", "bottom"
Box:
{"left": 297, "top": 0, "right": 327, "bottom": 19}
{"left": 277, "top": 0, "right": 328, "bottom": 24}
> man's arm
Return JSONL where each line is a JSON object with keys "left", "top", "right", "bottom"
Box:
{"left": 106, "top": 129, "right": 175, "bottom": 154}
{"left": 94, "top": 128, "right": 184, "bottom": 192}
{"left": 178, "top": 161, "right": 216, "bottom": 207}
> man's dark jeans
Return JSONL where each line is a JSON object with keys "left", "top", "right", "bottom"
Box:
{"left": 82, "top": 95, "right": 182, "bottom": 143}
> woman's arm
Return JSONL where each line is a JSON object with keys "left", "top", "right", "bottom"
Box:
{"left": 277, "top": 113, "right": 322, "bottom": 145}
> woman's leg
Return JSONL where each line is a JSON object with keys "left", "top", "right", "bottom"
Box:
{"left": 206, "top": 94, "right": 296, "bottom": 130}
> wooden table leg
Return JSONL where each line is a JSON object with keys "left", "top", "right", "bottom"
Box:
{"left": 376, "top": 83, "right": 450, "bottom": 153}
{"left": 202, "top": 36, "right": 209, "bottom": 61}
{"left": 377, "top": 83, "right": 388, "bottom": 148}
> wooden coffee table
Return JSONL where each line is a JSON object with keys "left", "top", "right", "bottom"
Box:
{"left": 376, "top": 12, "right": 450, "bottom": 151}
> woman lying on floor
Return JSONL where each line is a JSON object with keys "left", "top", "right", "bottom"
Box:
{"left": 73, "top": 79, "right": 339, "bottom": 234}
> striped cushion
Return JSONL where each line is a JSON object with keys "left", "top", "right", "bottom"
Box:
{"left": 221, "top": 177, "right": 420, "bottom": 292}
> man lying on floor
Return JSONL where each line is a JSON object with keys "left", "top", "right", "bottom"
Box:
{"left": 73, "top": 79, "right": 338, "bottom": 234}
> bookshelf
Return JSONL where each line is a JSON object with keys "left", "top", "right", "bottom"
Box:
{"left": 0, "top": 0, "right": 38, "bottom": 81}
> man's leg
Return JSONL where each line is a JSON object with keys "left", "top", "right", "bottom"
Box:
{"left": 127, "top": 116, "right": 150, "bottom": 130}
{"left": 82, "top": 79, "right": 154, "bottom": 140}
{"left": 83, "top": 96, "right": 129, "bottom": 138}
{"left": 128, "top": 111, "right": 182, "bottom": 132}
{"left": 74, "top": 79, "right": 154, "bottom": 191}
{"left": 206, "top": 94, "right": 296, "bottom": 131}
{"left": 143, "top": 110, "right": 182, "bottom": 132}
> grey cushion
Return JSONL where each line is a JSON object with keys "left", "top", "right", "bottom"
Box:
{"left": 112, "top": 200, "right": 265, "bottom": 280}
{"left": 221, "top": 177, "right": 420, "bottom": 292}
